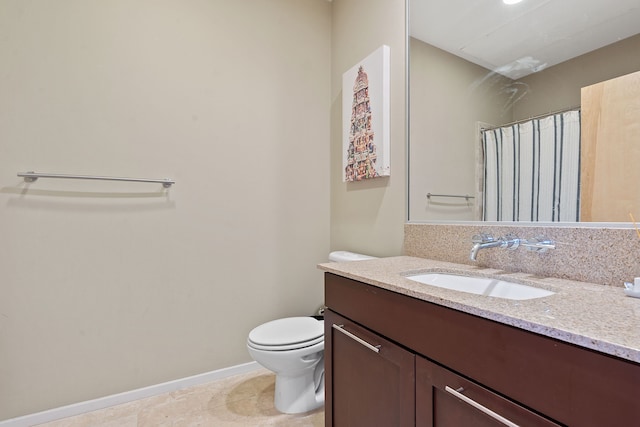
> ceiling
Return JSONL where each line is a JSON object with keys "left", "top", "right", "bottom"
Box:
{"left": 410, "top": 0, "right": 640, "bottom": 79}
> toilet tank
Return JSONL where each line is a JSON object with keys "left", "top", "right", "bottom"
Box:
{"left": 328, "top": 251, "right": 377, "bottom": 262}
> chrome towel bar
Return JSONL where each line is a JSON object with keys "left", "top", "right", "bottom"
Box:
{"left": 18, "top": 171, "right": 175, "bottom": 188}
{"left": 427, "top": 193, "right": 474, "bottom": 201}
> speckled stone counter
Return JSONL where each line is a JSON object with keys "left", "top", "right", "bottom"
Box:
{"left": 318, "top": 256, "right": 640, "bottom": 363}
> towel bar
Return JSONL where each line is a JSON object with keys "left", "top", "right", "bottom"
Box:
{"left": 427, "top": 193, "right": 474, "bottom": 201}
{"left": 18, "top": 171, "right": 175, "bottom": 188}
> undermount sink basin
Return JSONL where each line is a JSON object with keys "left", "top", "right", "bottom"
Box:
{"left": 406, "top": 273, "right": 555, "bottom": 300}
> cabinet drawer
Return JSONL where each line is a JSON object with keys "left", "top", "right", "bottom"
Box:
{"left": 416, "top": 356, "right": 561, "bottom": 426}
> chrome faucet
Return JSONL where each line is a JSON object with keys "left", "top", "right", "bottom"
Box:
{"left": 470, "top": 233, "right": 520, "bottom": 261}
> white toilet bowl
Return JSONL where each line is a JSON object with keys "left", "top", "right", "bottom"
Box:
{"left": 247, "top": 316, "right": 325, "bottom": 414}
{"left": 247, "top": 251, "right": 377, "bottom": 414}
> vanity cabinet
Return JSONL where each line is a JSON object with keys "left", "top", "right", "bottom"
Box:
{"left": 324, "top": 273, "right": 640, "bottom": 426}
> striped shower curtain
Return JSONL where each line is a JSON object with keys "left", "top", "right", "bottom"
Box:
{"left": 482, "top": 110, "right": 581, "bottom": 222}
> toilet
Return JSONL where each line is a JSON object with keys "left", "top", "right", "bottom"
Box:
{"left": 246, "top": 251, "right": 376, "bottom": 414}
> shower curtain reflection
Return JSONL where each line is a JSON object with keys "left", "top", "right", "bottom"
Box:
{"left": 482, "top": 110, "right": 581, "bottom": 222}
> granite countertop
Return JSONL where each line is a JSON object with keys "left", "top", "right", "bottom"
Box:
{"left": 318, "top": 256, "right": 640, "bottom": 364}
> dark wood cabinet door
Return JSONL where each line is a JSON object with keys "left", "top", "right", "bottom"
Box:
{"left": 325, "top": 310, "right": 415, "bottom": 427}
{"left": 416, "top": 356, "right": 561, "bottom": 427}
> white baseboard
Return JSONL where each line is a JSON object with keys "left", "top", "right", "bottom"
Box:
{"left": 0, "top": 361, "right": 261, "bottom": 427}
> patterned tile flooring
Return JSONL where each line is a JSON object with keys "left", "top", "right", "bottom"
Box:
{"left": 35, "top": 368, "right": 324, "bottom": 427}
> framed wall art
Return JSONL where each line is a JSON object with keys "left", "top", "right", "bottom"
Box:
{"left": 342, "top": 45, "right": 390, "bottom": 182}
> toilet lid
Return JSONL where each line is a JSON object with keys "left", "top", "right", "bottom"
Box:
{"left": 248, "top": 317, "right": 324, "bottom": 347}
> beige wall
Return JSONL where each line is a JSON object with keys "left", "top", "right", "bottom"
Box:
{"left": 0, "top": 0, "right": 331, "bottom": 420}
{"left": 330, "top": 0, "right": 407, "bottom": 257}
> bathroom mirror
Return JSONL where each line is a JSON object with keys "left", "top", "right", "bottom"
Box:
{"left": 408, "top": 0, "right": 640, "bottom": 223}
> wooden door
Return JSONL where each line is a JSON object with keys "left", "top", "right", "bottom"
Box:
{"left": 580, "top": 70, "right": 640, "bottom": 221}
{"left": 325, "top": 310, "right": 415, "bottom": 427}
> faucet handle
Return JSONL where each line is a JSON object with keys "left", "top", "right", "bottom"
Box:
{"left": 522, "top": 236, "right": 556, "bottom": 253}
{"left": 472, "top": 233, "right": 495, "bottom": 244}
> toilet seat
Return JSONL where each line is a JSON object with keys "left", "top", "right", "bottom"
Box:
{"left": 248, "top": 335, "right": 324, "bottom": 351}
{"left": 248, "top": 317, "right": 324, "bottom": 351}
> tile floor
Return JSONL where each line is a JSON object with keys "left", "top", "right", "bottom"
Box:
{"left": 35, "top": 368, "right": 324, "bottom": 427}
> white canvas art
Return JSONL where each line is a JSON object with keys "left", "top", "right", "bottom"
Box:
{"left": 342, "top": 45, "right": 390, "bottom": 182}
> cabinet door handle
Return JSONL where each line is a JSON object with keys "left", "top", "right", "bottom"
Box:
{"left": 445, "top": 386, "right": 520, "bottom": 427}
{"left": 332, "top": 324, "right": 381, "bottom": 353}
